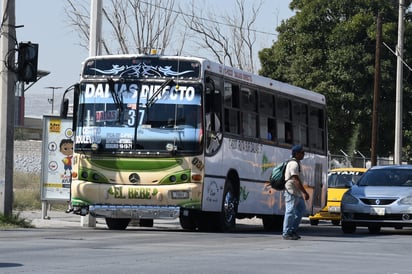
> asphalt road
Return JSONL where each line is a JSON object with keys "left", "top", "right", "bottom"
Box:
{"left": 1, "top": 210, "right": 411, "bottom": 274}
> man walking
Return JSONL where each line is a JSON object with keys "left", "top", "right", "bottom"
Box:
{"left": 282, "top": 145, "right": 309, "bottom": 240}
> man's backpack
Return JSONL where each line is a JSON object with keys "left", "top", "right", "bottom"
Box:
{"left": 269, "top": 159, "right": 296, "bottom": 190}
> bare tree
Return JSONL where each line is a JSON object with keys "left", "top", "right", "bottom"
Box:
{"left": 65, "top": 0, "right": 264, "bottom": 72}
{"left": 179, "top": 0, "right": 263, "bottom": 73}
{"left": 64, "top": 0, "right": 178, "bottom": 55}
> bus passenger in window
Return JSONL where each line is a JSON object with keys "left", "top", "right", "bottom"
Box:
{"left": 268, "top": 128, "right": 276, "bottom": 141}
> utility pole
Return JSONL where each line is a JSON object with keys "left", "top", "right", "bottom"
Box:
{"left": 81, "top": 0, "right": 102, "bottom": 228}
{"left": 0, "top": 0, "right": 16, "bottom": 215}
{"left": 89, "top": 0, "right": 102, "bottom": 56}
{"left": 394, "top": 0, "right": 405, "bottom": 164}
{"left": 371, "top": 14, "right": 382, "bottom": 167}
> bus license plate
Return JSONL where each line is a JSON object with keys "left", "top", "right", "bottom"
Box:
{"left": 370, "top": 207, "right": 385, "bottom": 216}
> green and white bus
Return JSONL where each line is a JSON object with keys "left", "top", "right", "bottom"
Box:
{"left": 61, "top": 53, "right": 327, "bottom": 232}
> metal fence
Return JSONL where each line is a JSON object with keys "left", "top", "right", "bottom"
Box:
{"left": 328, "top": 154, "right": 394, "bottom": 170}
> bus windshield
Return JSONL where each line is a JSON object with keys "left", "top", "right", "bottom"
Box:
{"left": 75, "top": 81, "right": 203, "bottom": 155}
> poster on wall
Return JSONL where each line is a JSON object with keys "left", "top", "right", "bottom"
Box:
{"left": 41, "top": 116, "right": 74, "bottom": 201}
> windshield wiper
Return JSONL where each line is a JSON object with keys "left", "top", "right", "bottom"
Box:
{"left": 107, "top": 78, "right": 124, "bottom": 123}
{"left": 146, "top": 78, "right": 175, "bottom": 108}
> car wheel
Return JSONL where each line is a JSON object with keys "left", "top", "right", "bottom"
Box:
{"left": 332, "top": 220, "right": 340, "bottom": 226}
{"left": 309, "top": 219, "right": 319, "bottom": 226}
{"left": 368, "top": 225, "right": 381, "bottom": 234}
{"left": 341, "top": 222, "right": 356, "bottom": 234}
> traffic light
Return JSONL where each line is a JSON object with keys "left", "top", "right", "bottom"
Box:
{"left": 17, "top": 42, "right": 38, "bottom": 82}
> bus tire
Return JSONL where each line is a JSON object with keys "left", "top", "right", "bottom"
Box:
{"left": 179, "top": 210, "right": 196, "bottom": 231}
{"left": 139, "top": 219, "right": 154, "bottom": 227}
{"left": 217, "top": 181, "right": 237, "bottom": 232}
{"left": 105, "top": 218, "right": 130, "bottom": 230}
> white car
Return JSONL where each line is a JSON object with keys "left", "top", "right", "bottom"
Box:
{"left": 341, "top": 165, "right": 412, "bottom": 234}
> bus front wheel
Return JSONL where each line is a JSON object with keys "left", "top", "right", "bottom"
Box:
{"left": 179, "top": 209, "right": 196, "bottom": 231}
{"left": 139, "top": 219, "right": 154, "bottom": 227}
{"left": 105, "top": 218, "right": 130, "bottom": 230}
{"left": 217, "top": 181, "right": 237, "bottom": 232}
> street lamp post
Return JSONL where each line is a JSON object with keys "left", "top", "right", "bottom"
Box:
{"left": 45, "top": 86, "right": 62, "bottom": 114}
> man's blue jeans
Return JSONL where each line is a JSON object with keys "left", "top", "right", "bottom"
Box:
{"left": 283, "top": 191, "right": 306, "bottom": 235}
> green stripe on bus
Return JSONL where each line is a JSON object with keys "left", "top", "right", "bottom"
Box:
{"left": 89, "top": 158, "right": 183, "bottom": 171}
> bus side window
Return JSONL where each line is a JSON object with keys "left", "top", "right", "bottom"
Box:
{"left": 276, "top": 97, "right": 292, "bottom": 144}
{"left": 285, "top": 122, "right": 293, "bottom": 143}
{"left": 292, "top": 102, "right": 308, "bottom": 146}
{"left": 205, "top": 76, "right": 223, "bottom": 154}
{"left": 223, "top": 82, "right": 240, "bottom": 135}
{"left": 309, "top": 106, "right": 325, "bottom": 151}
{"left": 259, "top": 92, "right": 276, "bottom": 141}
{"left": 277, "top": 121, "right": 292, "bottom": 144}
{"left": 260, "top": 117, "right": 273, "bottom": 141}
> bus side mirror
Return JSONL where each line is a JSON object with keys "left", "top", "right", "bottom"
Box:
{"left": 59, "top": 84, "right": 79, "bottom": 132}
{"left": 71, "top": 84, "right": 80, "bottom": 132}
{"left": 60, "top": 98, "right": 69, "bottom": 118}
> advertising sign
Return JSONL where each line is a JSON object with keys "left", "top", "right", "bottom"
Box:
{"left": 41, "top": 116, "right": 74, "bottom": 201}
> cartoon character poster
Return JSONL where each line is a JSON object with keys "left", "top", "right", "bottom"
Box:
{"left": 41, "top": 116, "right": 74, "bottom": 201}
{"left": 59, "top": 138, "right": 73, "bottom": 188}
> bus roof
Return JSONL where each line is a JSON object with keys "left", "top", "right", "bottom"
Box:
{"left": 82, "top": 54, "right": 326, "bottom": 105}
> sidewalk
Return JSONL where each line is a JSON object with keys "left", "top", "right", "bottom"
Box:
{"left": 18, "top": 209, "right": 106, "bottom": 229}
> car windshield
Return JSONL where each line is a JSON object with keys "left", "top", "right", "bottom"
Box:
{"left": 357, "top": 168, "right": 412, "bottom": 187}
{"left": 328, "top": 171, "right": 364, "bottom": 188}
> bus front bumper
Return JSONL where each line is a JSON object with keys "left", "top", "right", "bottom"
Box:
{"left": 89, "top": 204, "right": 181, "bottom": 219}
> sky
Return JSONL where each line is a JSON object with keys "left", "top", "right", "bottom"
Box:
{"left": 12, "top": 0, "right": 294, "bottom": 117}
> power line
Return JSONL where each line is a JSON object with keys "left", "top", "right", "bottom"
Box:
{"left": 139, "top": 0, "right": 278, "bottom": 37}
{"left": 382, "top": 41, "right": 412, "bottom": 71}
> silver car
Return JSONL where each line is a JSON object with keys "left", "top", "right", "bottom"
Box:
{"left": 341, "top": 165, "right": 412, "bottom": 234}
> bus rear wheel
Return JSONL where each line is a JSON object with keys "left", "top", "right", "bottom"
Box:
{"left": 105, "top": 218, "right": 130, "bottom": 230}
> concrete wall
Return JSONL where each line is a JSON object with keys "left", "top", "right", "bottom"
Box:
{"left": 14, "top": 140, "right": 42, "bottom": 174}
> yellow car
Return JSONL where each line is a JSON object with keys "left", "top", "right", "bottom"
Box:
{"left": 309, "top": 167, "right": 367, "bottom": 226}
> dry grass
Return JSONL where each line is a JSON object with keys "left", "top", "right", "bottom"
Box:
{"left": 1, "top": 172, "right": 69, "bottom": 228}
{"left": 13, "top": 172, "right": 42, "bottom": 210}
